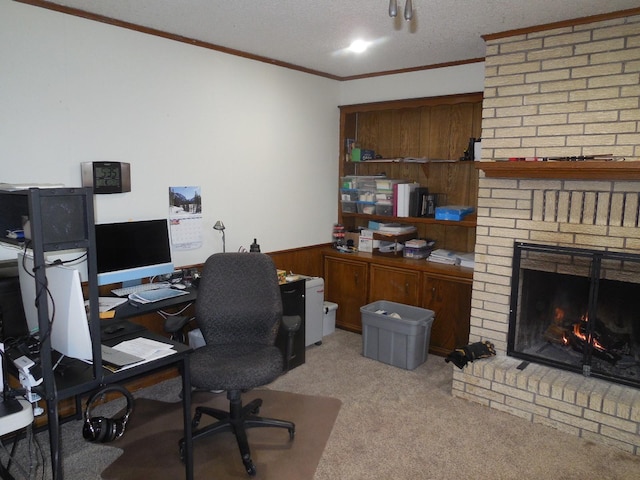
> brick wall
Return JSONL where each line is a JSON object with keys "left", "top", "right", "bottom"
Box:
{"left": 452, "top": 13, "right": 640, "bottom": 456}
{"left": 481, "top": 14, "right": 640, "bottom": 161}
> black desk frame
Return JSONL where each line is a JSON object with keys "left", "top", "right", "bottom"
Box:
{"left": 44, "top": 292, "right": 197, "bottom": 480}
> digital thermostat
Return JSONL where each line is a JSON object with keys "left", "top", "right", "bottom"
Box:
{"left": 81, "top": 162, "right": 131, "bottom": 194}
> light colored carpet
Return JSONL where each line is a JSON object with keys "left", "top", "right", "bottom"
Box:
{"left": 4, "top": 329, "right": 640, "bottom": 479}
{"left": 269, "top": 329, "right": 640, "bottom": 480}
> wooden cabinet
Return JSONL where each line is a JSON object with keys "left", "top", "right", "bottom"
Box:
{"left": 421, "top": 273, "right": 472, "bottom": 356}
{"left": 323, "top": 255, "right": 368, "bottom": 332}
{"left": 369, "top": 264, "right": 420, "bottom": 306}
{"left": 323, "top": 249, "right": 473, "bottom": 355}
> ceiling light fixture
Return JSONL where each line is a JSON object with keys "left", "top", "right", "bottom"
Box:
{"left": 388, "top": 0, "right": 413, "bottom": 21}
{"left": 348, "top": 39, "right": 371, "bottom": 53}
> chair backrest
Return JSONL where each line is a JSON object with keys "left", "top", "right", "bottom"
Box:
{"left": 195, "top": 253, "right": 282, "bottom": 346}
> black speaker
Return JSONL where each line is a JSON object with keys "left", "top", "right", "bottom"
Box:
{"left": 83, "top": 384, "right": 134, "bottom": 443}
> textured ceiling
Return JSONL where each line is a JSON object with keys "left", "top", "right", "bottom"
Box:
{"left": 26, "top": 0, "right": 640, "bottom": 79}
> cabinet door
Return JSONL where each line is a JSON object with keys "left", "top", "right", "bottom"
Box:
{"left": 323, "top": 256, "right": 368, "bottom": 333}
{"left": 421, "top": 275, "right": 472, "bottom": 356}
{"left": 369, "top": 264, "right": 420, "bottom": 306}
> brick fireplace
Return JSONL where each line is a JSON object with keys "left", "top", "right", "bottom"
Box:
{"left": 451, "top": 11, "right": 640, "bottom": 455}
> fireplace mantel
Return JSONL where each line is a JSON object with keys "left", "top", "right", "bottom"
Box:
{"left": 476, "top": 161, "right": 640, "bottom": 180}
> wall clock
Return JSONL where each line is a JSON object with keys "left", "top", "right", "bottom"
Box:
{"left": 81, "top": 162, "right": 131, "bottom": 194}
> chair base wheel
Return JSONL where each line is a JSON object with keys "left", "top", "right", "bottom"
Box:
{"left": 178, "top": 439, "right": 185, "bottom": 462}
{"left": 243, "top": 455, "right": 256, "bottom": 476}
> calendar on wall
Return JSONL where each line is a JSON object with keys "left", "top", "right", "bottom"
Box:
{"left": 168, "top": 186, "right": 202, "bottom": 250}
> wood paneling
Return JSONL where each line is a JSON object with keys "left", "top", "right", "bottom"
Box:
{"left": 268, "top": 244, "right": 327, "bottom": 277}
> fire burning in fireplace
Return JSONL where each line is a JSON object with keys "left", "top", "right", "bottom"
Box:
{"left": 508, "top": 242, "right": 640, "bottom": 388}
{"left": 559, "top": 314, "right": 621, "bottom": 364}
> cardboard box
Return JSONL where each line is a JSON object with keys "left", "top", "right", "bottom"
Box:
{"left": 358, "top": 229, "right": 378, "bottom": 253}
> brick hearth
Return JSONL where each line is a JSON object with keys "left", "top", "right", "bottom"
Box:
{"left": 451, "top": 11, "right": 640, "bottom": 455}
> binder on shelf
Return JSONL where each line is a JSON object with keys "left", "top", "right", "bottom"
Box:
{"left": 397, "top": 182, "right": 419, "bottom": 217}
{"left": 409, "top": 187, "right": 429, "bottom": 217}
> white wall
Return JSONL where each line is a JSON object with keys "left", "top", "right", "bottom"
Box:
{"left": 0, "top": 0, "right": 484, "bottom": 271}
{"left": 0, "top": 0, "right": 339, "bottom": 268}
{"left": 339, "top": 62, "right": 485, "bottom": 105}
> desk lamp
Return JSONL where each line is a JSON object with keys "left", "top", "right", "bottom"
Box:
{"left": 213, "top": 220, "right": 226, "bottom": 252}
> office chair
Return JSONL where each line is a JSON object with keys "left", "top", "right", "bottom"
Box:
{"left": 179, "top": 252, "right": 298, "bottom": 476}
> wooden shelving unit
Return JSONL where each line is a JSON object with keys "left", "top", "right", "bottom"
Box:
{"left": 324, "top": 92, "right": 484, "bottom": 354}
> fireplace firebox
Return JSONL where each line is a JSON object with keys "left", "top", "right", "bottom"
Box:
{"left": 508, "top": 242, "right": 640, "bottom": 389}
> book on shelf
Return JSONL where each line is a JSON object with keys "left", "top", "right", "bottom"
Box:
{"left": 409, "top": 187, "right": 429, "bottom": 217}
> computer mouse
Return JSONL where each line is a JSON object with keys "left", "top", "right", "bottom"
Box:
{"left": 104, "top": 325, "right": 125, "bottom": 334}
{"left": 172, "top": 283, "right": 187, "bottom": 290}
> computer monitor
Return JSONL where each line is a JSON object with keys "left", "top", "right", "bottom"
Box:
{"left": 17, "top": 252, "right": 93, "bottom": 362}
{"left": 95, "top": 219, "right": 174, "bottom": 287}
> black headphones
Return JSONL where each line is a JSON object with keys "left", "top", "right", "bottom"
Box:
{"left": 83, "top": 384, "right": 134, "bottom": 443}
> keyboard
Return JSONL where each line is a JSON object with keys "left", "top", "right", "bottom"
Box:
{"left": 111, "top": 282, "right": 171, "bottom": 297}
{"left": 127, "top": 287, "right": 189, "bottom": 304}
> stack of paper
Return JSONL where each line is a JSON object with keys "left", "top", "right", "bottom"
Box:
{"left": 107, "top": 337, "right": 176, "bottom": 371}
{"left": 377, "top": 223, "right": 417, "bottom": 234}
{"left": 456, "top": 252, "right": 475, "bottom": 268}
{"left": 427, "top": 249, "right": 460, "bottom": 265}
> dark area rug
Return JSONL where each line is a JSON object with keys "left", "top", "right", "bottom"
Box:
{"left": 101, "top": 389, "right": 342, "bottom": 480}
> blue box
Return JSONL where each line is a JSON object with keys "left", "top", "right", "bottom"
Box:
{"left": 435, "top": 205, "right": 474, "bottom": 221}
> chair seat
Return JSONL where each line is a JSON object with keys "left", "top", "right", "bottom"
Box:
{"left": 190, "top": 343, "right": 284, "bottom": 391}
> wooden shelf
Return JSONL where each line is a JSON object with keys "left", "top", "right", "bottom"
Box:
{"left": 476, "top": 161, "right": 640, "bottom": 180}
{"left": 342, "top": 212, "right": 477, "bottom": 228}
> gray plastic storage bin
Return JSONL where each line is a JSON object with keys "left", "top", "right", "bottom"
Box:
{"left": 360, "top": 300, "right": 434, "bottom": 370}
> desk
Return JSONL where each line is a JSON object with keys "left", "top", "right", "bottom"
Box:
{"left": 26, "top": 330, "right": 193, "bottom": 480}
